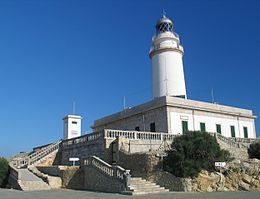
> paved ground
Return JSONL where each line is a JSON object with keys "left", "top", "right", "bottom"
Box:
{"left": 0, "top": 189, "right": 259, "bottom": 199}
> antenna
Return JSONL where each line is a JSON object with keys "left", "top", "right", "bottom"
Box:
{"left": 162, "top": 10, "right": 167, "bottom": 17}
{"left": 211, "top": 88, "right": 215, "bottom": 103}
{"left": 73, "top": 101, "right": 76, "bottom": 114}
{"left": 123, "top": 96, "right": 126, "bottom": 110}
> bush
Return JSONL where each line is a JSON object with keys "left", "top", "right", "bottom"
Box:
{"left": 248, "top": 142, "right": 260, "bottom": 159}
{"left": 163, "top": 131, "right": 231, "bottom": 178}
{"left": 0, "top": 157, "right": 9, "bottom": 188}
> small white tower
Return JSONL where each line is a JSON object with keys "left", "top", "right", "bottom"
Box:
{"left": 63, "top": 115, "right": 82, "bottom": 140}
{"left": 149, "top": 15, "right": 187, "bottom": 99}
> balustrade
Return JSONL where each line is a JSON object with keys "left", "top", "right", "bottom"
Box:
{"left": 10, "top": 141, "right": 61, "bottom": 169}
{"left": 62, "top": 131, "right": 104, "bottom": 147}
{"left": 212, "top": 133, "right": 248, "bottom": 149}
{"left": 83, "top": 156, "right": 130, "bottom": 187}
{"left": 104, "top": 129, "right": 177, "bottom": 142}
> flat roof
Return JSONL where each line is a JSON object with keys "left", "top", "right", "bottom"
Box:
{"left": 93, "top": 96, "right": 255, "bottom": 128}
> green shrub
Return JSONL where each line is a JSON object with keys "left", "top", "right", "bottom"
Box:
{"left": 163, "top": 131, "right": 231, "bottom": 178}
{"left": 0, "top": 157, "right": 9, "bottom": 188}
{"left": 248, "top": 142, "right": 260, "bottom": 159}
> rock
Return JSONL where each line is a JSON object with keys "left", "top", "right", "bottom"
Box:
{"left": 239, "top": 181, "right": 250, "bottom": 191}
{"left": 242, "top": 174, "right": 252, "bottom": 184}
{"left": 182, "top": 159, "right": 260, "bottom": 192}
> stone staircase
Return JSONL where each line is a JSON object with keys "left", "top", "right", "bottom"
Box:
{"left": 28, "top": 166, "right": 62, "bottom": 189}
{"left": 125, "top": 177, "right": 169, "bottom": 195}
{"left": 84, "top": 156, "right": 169, "bottom": 195}
{"left": 8, "top": 141, "right": 61, "bottom": 191}
{"left": 9, "top": 141, "right": 61, "bottom": 169}
{"left": 211, "top": 133, "right": 250, "bottom": 160}
{"left": 16, "top": 169, "right": 51, "bottom": 191}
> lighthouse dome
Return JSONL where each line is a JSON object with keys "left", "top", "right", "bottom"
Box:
{"left": 156, "top": 15, "right": 173, "bottom": 34}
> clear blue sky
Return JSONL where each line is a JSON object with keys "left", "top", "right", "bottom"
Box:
{"left": 0, "top": 0, "right": 260, "bottom": 158}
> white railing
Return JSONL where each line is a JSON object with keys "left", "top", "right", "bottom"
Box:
{"left": 210, "top": 133, "right": 248, "bottom": 149}
{"left": 104, "top": 129, "right": 177, "bottom": 141}
{"left": 230, "top": 137, "right": 259, "bottom": 144}
{"left": 10, "top": 141, "right": 61, "bottom": 169}
{"left": 62, "top": 131, "right": 104, "bottom": 147}
{"left": 83, "top": 156, "right": 131, "bottom": 189}
{"left": 28, "top": 141, "right": 61, "bottom": 165}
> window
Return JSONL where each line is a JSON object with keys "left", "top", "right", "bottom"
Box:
{"left": 150, "top": 123, "right": 156, "bottom": 132}
{"left": 243, "top": 127, "right": 248, "bottom": 138}
{"left": 182, "top": 121, "right": 188, "bottom": 134}
{"left": 200, "top": 122, "right": 206, "bottom": 132}
{"left": 135, "top": 126, "right": 140, "bottom": 131}
{"left": 216, "top": 124, "right": 222, "bottom": 134}
{"left": 230, "top": 126, "right": 236, "bottom": 137}
{"left": 72, "top": 121, "right": 77, "bottom": 124}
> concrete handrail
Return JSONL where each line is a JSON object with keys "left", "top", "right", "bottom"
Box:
{"left": 28, "top": 141, "right": 61, "bottom": 165}
{"left": 10, "top": 141, "right": 61, "bottom": 169}
{"left": 230, "top": 137, "right": 260, "bottom": 144}
{"left": 62, "top": 131, "right": 104, "bottom": 147}
{"left": 104, "top": 129, "right": 177, "bottom": 141}
{"left": 210, "top": 133, "right": 248, "bottom": 149}
{"left": 83, "top": 156, "right": 131, "bottom": 189}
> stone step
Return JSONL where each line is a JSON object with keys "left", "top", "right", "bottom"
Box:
{"left": 130, "top": 181, "right": 158, "bottom": 186}
{"left": 17, "top": 168, "right": 51, "bottom": 191}
{"left": 129, "top": 184, "right": 162, "bottom": 189}
{"left": 129, "top": 186, "right": 167, "bottom": 192}
{"left": 130, "top": 178, "right": 146, "bottom": 180}
{"left": 19, "top": 181, "right": 51, "bottom": 191}
{"left": 122, "top": 189, "right": 169, "bottom": 195}
{"left": 125, "top": 177, "right": 169, "bottom": 195}
{"left": 131, "top": 189, "right": 169, "bottom": 195}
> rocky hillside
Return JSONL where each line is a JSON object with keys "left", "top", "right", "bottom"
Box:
{"left": 185, "top": 159, "right": 260, "bottom": 192}
{"left": 147, "top": 159, "right": 260, "bottom": 192}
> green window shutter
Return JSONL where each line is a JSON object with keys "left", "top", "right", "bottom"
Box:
{"left": 216, "top": 124, "right": 221, "bottom": 134}
{"left": 200, "top": 122, "right": 206, "bottom": 132}
{"left": 182, "top": 121, "right": 188, "bottom": 134}
{"left": 231, "top": 126, "right": 236, "bottom": 137}
{"left": 243, "top": 127, "right": 248, "bottom": 138}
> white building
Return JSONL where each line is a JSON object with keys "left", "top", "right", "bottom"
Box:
{"left": 63, "top": 115, "right": 82, "bottom": 140}
{"left": 92, "top": 15, "right": 256, "bottom": 139}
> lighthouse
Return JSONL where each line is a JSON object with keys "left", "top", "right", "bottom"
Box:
{"left": 149, "top": 15, "right": 187, "bottom": 99}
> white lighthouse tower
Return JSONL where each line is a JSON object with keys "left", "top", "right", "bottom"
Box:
{"left": 149, "top": 15, "right": 187, "bottom": 99}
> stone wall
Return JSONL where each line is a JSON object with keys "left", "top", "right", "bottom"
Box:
{"left": 37, "top": 166, "right": 62, "bottom": 177}
{"left": 83, "top": 166, "right": 126, "bottom": 193}
{"left": 37, "top": 166, "right": 84, "bottom": 190}
{"left": 116, "top": 150, "right": 187, "bottom": 191}
{"left": 60, "top": 135, "right": 171, "bottom": 166}
{"left": 117, "top": 151, "right": 160, "bottom": 177}
{"left": 60, "top": 136, "right": 112, "bottom": 165}
{"left": 37, "top": 164, "right": 127, "bottom": 192}
{"left": 61, "top": 167, "right": 84, "bottom": 189}
{"left": 146, "top": 171, "right": 186, "bottom": 191}
{"left": 114, "top": 136, "right": 171, "bottom": 155}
